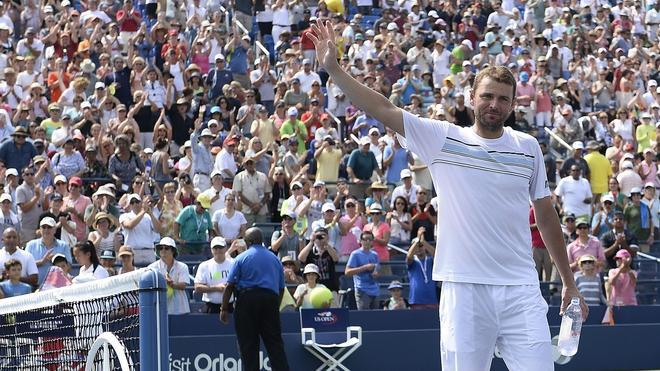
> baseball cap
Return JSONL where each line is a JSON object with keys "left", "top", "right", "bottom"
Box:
{"left": 196, "top": 193, "right": 212, "bottom": 209}
{"left": 322, "top": 202, "right": 336, "bottom": 213}
{"left": 578, "top": 254, "right": 596, "bottom": 264}
{"left": 54, "top": 175, "right": 67, "bottom": 184}
{"left": 211, "top": 236, "right": 228, "bottom": 249}
{"left": 95, "top": 82, "right": 105, "bottom": 89}
{"left": 628, "top": 187, "right": 642, "bottom": 196}
{"left": 388, "top": 280, "right": 403, "bottom": 290}
{"left": 303, "top": 263, "right": 320, "bottom": 276}
{"left": 287, "top": 107, "right": 298, "bottom": 117}
{"left": 645, "top": 182, "right": 656, "bottom": 189}
{"left": 290, "top": 181, "right": 303, "bottom": 190}
{"left": 572, "top": 141, "right": 584, "bottom": 150}
{"left": 117, "top": 246, "right": 134, "bottom": 257}
{"left": 5, "top": 168, "right": 18, "bottom": 177}
{"left": 0, "top": 194, "right": 11, "bottom": 203}
{"left": 601, "top": 194, "right": 615, "bottom": 203}
{"left": 400, "top": 169, "right": 412, "bottom": 179}
{"left": 622, "top": 161, "right": 634, "bottom": 169}
{"left": 563, "top": 213, "right": 576, "bottom": 222}
{"left": 51, "top": 253, "right": 67, "bottom": 264}
{"left": 210, "top": 106, "right": 221, "bottom": 114}
{"left": 50, "top": 193, "right": 63, "bottom": 202}
{"left": 40, "top": 217, "right": 56, "bottom": 227}
{"left": 156, "top": 237, "right": 177, "bottom": 248}
{"left": 68, "top": 176, "right": 82, "bottom": 187}
{"left": 127, "top": 193, "right": 142, "bottom": 203}
{"left": 99, "top": 249, "right": 116, "bottom": 260}
{"left": 615, "top": 249, "right": 631, "bottom": 259}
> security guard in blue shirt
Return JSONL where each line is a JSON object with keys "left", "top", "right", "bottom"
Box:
{"left": 221, "top": 227, "right": 290, "bottom": 371}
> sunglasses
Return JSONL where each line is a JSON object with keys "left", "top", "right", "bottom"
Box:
{"left": 577, "top": 225, "right": 589, "bottom": 230}
{"left": 580, "top": 261, "right": 595, "bottom": 265}
{"left": 346, "top": 203, "right": 355, "bottom": 208}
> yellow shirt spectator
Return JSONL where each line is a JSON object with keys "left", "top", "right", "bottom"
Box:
{"left": 315, "top": 142, "right": 342, "bottom": 182}
{"left": 635, "top": 118, "right": 655, "bottom": 153}
{"left": 584, "top": 143, "right": 613, "bottom": 194}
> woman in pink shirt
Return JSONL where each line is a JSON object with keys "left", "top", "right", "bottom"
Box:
{"left": 338, "top": 197, "right": 367, "bottom": 262}
{"left": 534, "top": 78, "right": 552, "bottom": 127}
{"left": 608, "top": 249, "right": 638, "bottom": 306}
{"left": 363, "top": 203, "right": 391, "bottom": 265}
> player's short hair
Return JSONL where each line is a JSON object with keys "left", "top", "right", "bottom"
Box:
{"left": 472, "top": 66, "right": 517, "bottom": 100}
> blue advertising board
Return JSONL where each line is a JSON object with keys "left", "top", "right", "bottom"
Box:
{"left": 168, "top": 307, "right": 660, "bottom": 371}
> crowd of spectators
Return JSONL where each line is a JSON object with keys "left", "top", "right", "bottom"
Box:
{"left": 0, "top": 0, "right": 658, "bottom": 310}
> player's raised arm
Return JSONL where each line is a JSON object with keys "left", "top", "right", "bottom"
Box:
{"left": 309, "top": 20, "right": 404, "bottom": 135}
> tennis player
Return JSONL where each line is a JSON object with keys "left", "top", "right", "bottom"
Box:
{"left": 310, "top": 20, "right": 588, "bottom": 370}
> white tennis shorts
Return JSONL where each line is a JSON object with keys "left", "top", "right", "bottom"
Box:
{"left": 439, "top": 282, "right": 553, "bottom": 371}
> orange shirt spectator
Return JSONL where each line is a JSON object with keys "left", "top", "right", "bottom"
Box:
{"left": 47, "top": 71, "right": 72, "bottom": 103}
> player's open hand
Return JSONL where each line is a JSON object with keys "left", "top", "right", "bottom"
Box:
{"left": 309, "top": 20, "right": 338, "bottom": 72}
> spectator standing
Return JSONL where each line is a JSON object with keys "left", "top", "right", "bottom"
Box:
{"left": 233, "top": 157, "right": 272, "bottom": 225}
{"left": 591, "top": 194, "right": 616, "bottom": 239}
{"left": 118, "top": 194, "right": 161, "bottom": 266}
{"left": 0, "top": 228, "right": 37, "bottom": 286}
{"left": 298, "top": 226, "right": 339, "bottom": 295}
{"left": 271, "top": 210, "right": 303, "bottom": 260}
{"left": 390, "top": 169, "right": 420, "bottom": 208}
{"left": 345, "top": 230, "right": 380, "bottom": 310}
{"left": 16, "top": 166, "right": 45, "bottom": 243}
{"left": 62, "top": 177, "right": 92, "bottom": 242}
{"left": 25, "top": 217, "right": 72, "bottom": 286}
{"left": 406, "top": 229, "right": 438, "bottom": 309}
{"left": 174, "top": 193, "right": 214, "bottom": 255}
{"left": 212, "top": 194, "right": 247, "bottom": 245}
{"left": 279, "top": 107, "right": 307, "bottom": 154}
{"left": 555, "top": 165, "right": 593, "bottom": 219}
{"left": 638, "top": 149, "right": 658, "bottom": 187}
{"left": 206, "top": 54, "right": 233, "bottom": 102}
{"left": 641, "top": 183, "right": 660, "bottom": 235}
{"left": 623, "top": 187, "right": 653, "bottom": 252}
{"left": 0, "top": 127, "right": 36, "bottom": 174}
{"left": 584, "top": 141, "right": 612, "bottom": 201}
{"left": 617, "top": 161, "right": 643, "bottom": 197}
{"left": 608, "top": 249, "right": 638, "bottom": 306}
{"left": 314, "top": 135, "right": 342, "bottom": 183}
{"left": 559, "top": 141, "right": 590, "bottom": 178}
{"left": 338, "top": 197, "right": 366, "bottom": 262}
{"left": 220, "top": 227, "right": 290, "bottom": 371}
{"left": 363, "top": 203, "right": 391, "bottom": 270}
{"left": 148, "top": 237, "right": 191, "bottom": 314}
{"left": 347, "top": 137, "right": 382, "bottom": 198}
{"left": 567, "top": 217, "right": 606, "bottom": 273}
{"left": 190, "top": 117, "right": 216, "bottom": 193}
{"left": 194, "top": 236, "right": 234, "bottom": 313}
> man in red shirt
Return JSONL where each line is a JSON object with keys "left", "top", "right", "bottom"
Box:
{"left": 300, "top": 23, "right": 317, "bottom": 67}
{"left": 116, "top": 0, "right": 141, "bottom": 46}
{"left": 300, "top": 98, "right": 322, "bottom": 143}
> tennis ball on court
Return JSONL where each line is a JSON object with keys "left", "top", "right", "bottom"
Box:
{"left": 310, "top": 287, "right": 333, "bottom": 309}
{"left": 326, "top": 0, "right": 345, "bottom": 14}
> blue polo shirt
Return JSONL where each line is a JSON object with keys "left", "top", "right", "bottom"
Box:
{"left": 407, "top": 256, "right": 437, "bottom": 305}
{"left": 346, "top": 248, "right": 380, "bottom": 297}
{"left": 227, "top": 244, "right": 285, "bottom": 295}
{"left": 25, "top": 238, "right": 71, "bottom": 285}
{"left": 0, "top": 280, "right": 32, "bottom": 297}
{"left": 0, "top": 140, "right": 37, "bottom": 174}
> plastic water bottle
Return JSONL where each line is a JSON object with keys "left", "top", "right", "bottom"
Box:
{"left": 557, "top": 297, "right": 582, "bottom": 356}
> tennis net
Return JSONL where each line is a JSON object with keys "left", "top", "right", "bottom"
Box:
{"left": 0, "top": 268, "right": 169, "bottom": 370}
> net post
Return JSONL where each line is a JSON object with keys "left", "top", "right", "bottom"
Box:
{"left": 139, "top": 268, "right": 169, "bottom": 370}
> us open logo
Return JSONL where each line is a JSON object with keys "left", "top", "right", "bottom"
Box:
{"left": 313, "top": 311, "right": 338, "bottom": 325}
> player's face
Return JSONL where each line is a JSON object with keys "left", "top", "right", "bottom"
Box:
{"left": 471, "top": 77, "right": 515, "bottom": 133}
